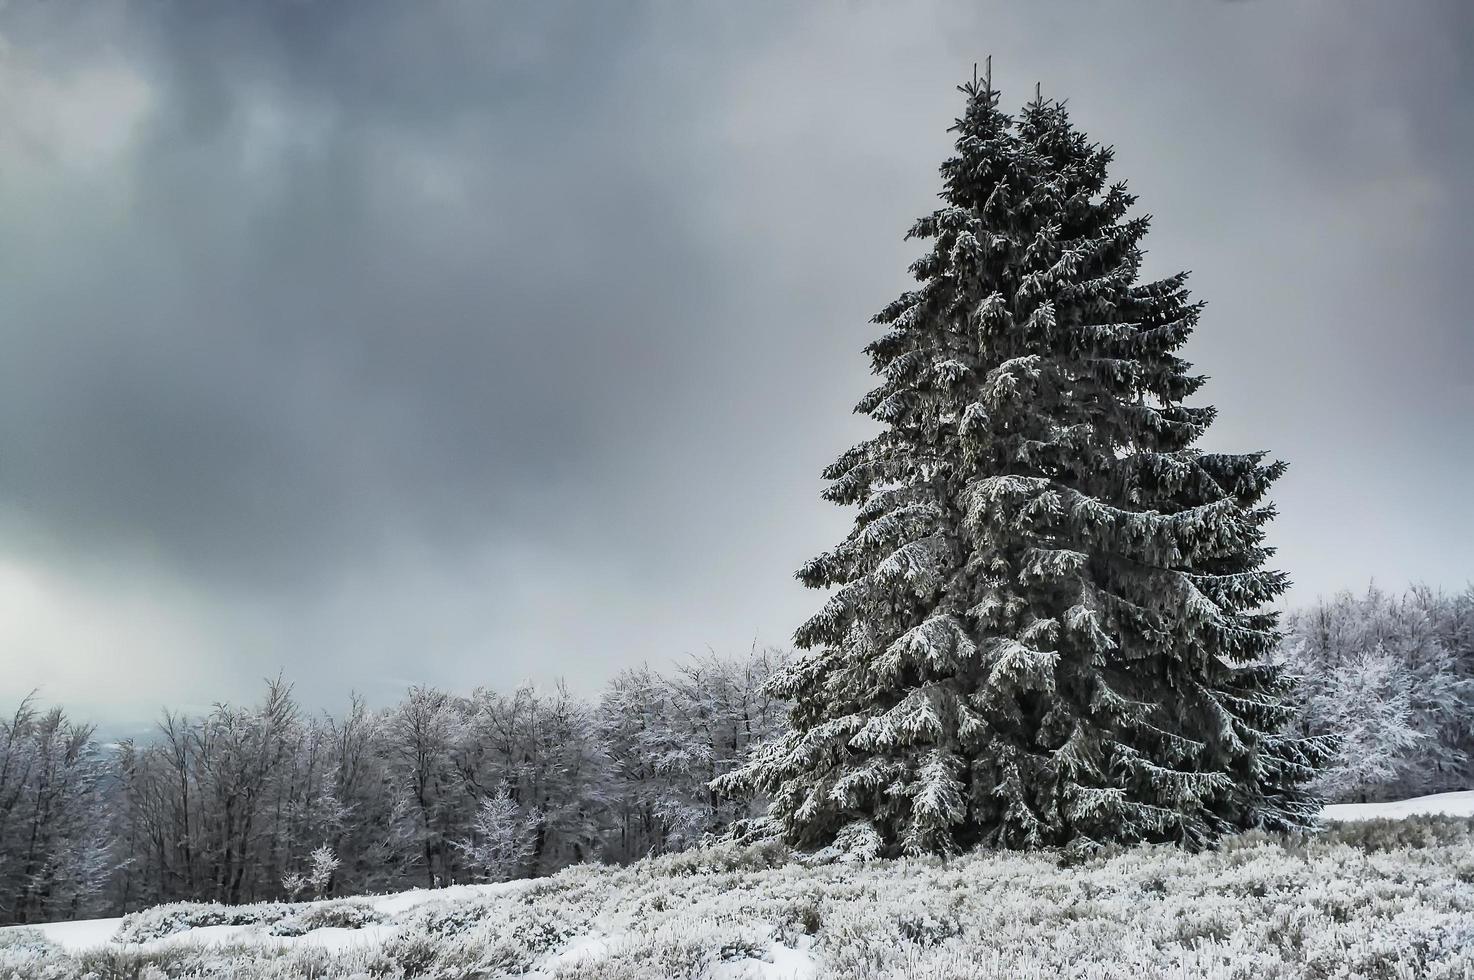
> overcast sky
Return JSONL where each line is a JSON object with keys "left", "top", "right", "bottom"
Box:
{"left": 0, "top": 0, "right": 1469, "bottom": 725}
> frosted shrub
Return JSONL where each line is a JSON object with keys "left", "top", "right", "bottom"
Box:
{"left": 307, "top": 844, "right": 341, "bottom": 899}
{"left": 268, "top": 900, "right": 383, "bottom": 936}
{"left": 9, "top": 815, "right": 1474, "bottom": 979}
{"left": 0, "top": 927, "right": 55, "bottom": 955}
{"left": 280, "top": 872, "right": 308, "bottom": 902}
{"left": 113, "top": 901, "right": 293, "bottom": 943}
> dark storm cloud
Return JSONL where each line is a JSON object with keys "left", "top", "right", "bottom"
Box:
{"left": 1, "top": 1, "right": 748, "bottom": 586}
{"left": 0, "top": 1, "right": 1469, "bottom": 719}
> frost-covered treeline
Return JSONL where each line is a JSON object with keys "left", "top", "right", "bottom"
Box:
{"left": 0, "top": 648, "right": 785, "bottom": 925}
{"left": 0, "top": 699, "right": 114, "bottom": 924}
{"left": 1279, "top": 585, "right": 1474, "bottom": 804}
{"left": 5, "top": 583, "right": 1471, "bottom": 927}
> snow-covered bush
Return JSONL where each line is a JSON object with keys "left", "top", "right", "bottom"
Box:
{"left": 384, "top": 899, "right": 590, "bottom": 976}
{"left": 0, "top": 926, "right": 56, "bottom": 956}
{"left": 267, "top": 899, "right": 382, "bottom": 936}
{"left": 279, "top": 872, "right": 307, "bottom": 902}
{"left": 115, "top": 894, "right": 381, "bottom": 943}
{"left": 641, "top": 834, "right": 790, "bottom": 878}
{"left": 113, "top": 901, "right": 285, "bottom": 943}
{"left": 306, "top": 844, "right": 340, "bottom": 899}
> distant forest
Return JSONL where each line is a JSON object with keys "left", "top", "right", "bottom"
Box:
{"left": 0, "top": 586, "right": 1469, "bottom": 926}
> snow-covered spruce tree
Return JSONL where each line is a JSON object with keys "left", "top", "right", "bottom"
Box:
{"left": 718, "top": 73, "right": 1328, "bottom": 856}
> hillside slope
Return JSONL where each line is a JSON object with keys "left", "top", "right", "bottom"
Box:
{"left": 4, "top": 797, "right": 1473, "bottom": 979}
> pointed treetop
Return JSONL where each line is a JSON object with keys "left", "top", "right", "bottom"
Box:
{"left": 961, "top": 55, "right": 995, "bottom": 103}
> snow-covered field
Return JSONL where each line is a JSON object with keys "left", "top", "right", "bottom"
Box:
{"left": 1320, "top": 789, "right": 1474, "bottom": 823}
{"left": 6, "top": 881, "right": 528, "bottom": 962}
{"left": 4, "top": 796, "right": 1473, "bottom": 980}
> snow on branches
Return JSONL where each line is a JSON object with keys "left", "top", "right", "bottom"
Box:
{"left": 724, "top": 73, "right": 1328, "bottom": 856}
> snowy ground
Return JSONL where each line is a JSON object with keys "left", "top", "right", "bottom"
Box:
{"left": 12, "top": 880, "right": 527, "bottom": 958}
{"left": 4, "top": 795, "right": 1473, "bottom": 979}
{"left": 1320, "top": 789, "right": 1474, "bottom": 823}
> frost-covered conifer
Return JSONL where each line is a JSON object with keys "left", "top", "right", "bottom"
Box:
{"left": 720, "top": 71, "right": 1328, "bottom": 855}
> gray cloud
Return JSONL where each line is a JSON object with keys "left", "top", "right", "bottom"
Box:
{"left": 0, "top": 0, "right": 1469, "bottom": 721}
